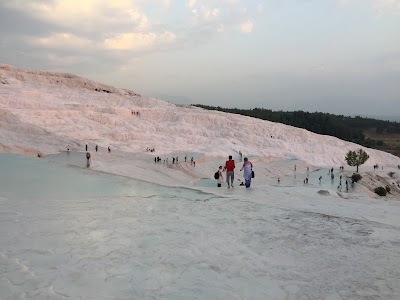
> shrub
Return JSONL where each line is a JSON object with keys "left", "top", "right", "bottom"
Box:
{"left": 388, "top": 172, "right": 395, "bottom": 178}
{"left": 374, "top": 187, "right": 387, "bottom": 196}
{"left": 351, "top": 173, "right": 362, "bottom": 182}
{"left": 376, "top": 140, "right": 385, "bottom": 146}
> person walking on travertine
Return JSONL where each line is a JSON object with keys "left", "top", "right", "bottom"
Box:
{"left": 217, "top": 166, "right": 224, "bottom": 187}
{"left": 224, "top": 155, "right": 235, "bottom": 188}
{"left": 240, "top": 157, "right": 253, "bottom": 188}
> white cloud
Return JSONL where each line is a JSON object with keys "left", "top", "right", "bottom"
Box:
{"left": 187, "top": 0, "right": 254, "bottom": 34}
{"left": 1, "top": 0, "right": 260, "bottom": 69}
{"left": 103, "top": 31, "right": 176, "bottom": 51}
{"left": 337, "top": 0, "right": 400, "bottom": 15}
{"left": 3, "top": 0, "right": 149, "bottom": 31}
{"left": 373, "top": 0, "right": 400, "bottom": 16}
{"left": 187, "top": 0, "right": 198, "bottom": 9}
{"left": 32, "top": 33, "right": 93, "bottom": 49}
{"left": 240, "top": 21, "right": 253, "bottom": 34}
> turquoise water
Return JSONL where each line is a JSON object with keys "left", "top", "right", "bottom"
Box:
{"left": 0, "top": 153, "right": 212, "bottom": 201}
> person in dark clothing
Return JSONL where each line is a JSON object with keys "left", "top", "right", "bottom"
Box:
{"left": 86, "top": 152, "right": 91, "bottom": 168}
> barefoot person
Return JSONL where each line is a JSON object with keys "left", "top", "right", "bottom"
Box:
{"left": 86, "top": 152, "right": 91, "bottom": 168}
{"left": 224, "top": 155, "right": 235, "bottom": 188}
{"left": 217, "top": 166, "right": 224, "bottom": 187}
{"left": 240, "top": 157, "right": 253, "bottom": 188}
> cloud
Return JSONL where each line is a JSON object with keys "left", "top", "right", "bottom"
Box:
{"left": 187, "top": 0, "right": 255, "bottom": 35}
{"left": 337, "top": 0, "right": 400, "bottom": 16}
{"left": 103, "top": 31, "right": 176, "bottom": 51}
{"left": 3, "top": 0, "right": 149, "bottom": 32}
{"left": 187, "top": 0, "right": 198, "bottom": 9}
{"left": 0, "top": 0, "right": 258, "bottom": 72}
{"left": 32, "top": 33, "right": 93, "bottom": 50}
{"left": 373, "top": 0, "right": 400, "bottom": 16}
{"left": 240, "top": 21, "right": 253, "bottom": 33}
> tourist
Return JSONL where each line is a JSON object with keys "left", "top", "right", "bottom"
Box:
{"left": 217, "top": 166, "right": 224, "bottom": 187}
{"left": 224, "top": 155, "right": 236, "bottom": 188}
{"left": 240, "top": 157, "right": 253, "bottom": 188}
{"left": 86, "top": 152, "right": 91, "bottom": 168}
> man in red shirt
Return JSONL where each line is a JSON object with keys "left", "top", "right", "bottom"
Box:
{"left": 225, "top": 155, "right": 235, "bottom": 188}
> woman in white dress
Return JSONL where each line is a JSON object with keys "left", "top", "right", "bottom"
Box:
{"left": 240, "top": 157, "right": 253, "bottom": 188}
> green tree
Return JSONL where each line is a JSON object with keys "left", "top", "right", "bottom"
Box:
{"left": 345, "top": 149, "right": 369, "bottom": 172}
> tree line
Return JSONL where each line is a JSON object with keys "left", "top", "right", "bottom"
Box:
{"left": 194, "top": 105, "right": 400, "bottom": 149}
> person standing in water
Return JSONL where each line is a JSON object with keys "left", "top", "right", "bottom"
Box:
{"left": 86, "top": 152, "right": 91, "bottom": 168}
{"left": 240, "top": 157, "right": 253, "bottom": 188}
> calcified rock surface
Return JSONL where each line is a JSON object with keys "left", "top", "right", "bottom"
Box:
{"left": 1, "top": 64, "right": 399, "bottom": 168}
{"left": 1, "top": 65, "right": 400, "bottom": 299}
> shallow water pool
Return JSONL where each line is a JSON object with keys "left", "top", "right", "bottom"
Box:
{"left": 0, "top": 153, "right": 212, "bottom": 201}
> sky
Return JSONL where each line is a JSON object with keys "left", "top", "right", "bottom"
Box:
{"left": 0, "top": 0, "right": 399, "bottom": 118}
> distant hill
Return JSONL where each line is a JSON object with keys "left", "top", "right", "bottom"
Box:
{"left": 2, "top": 64, "right": 399, "bottom": 167}
{"left": 194, "top": 105, "right": 400, "bottom": 158}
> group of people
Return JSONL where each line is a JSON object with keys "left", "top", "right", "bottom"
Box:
{"left": 146, "top": 148, "right": 155, "bottom": 152}
{"left": 131, "top": 110, "right": 140, "bottom": 116}
{"left": 337, "top": 175, "right": 349, "bottom": 192}
{"left": 216, "top": 155, "right": 253, "bottom": 188}
{"left": 82, "top": 144, "right": 111, "bottom": 168}
{"left": 153, "top": 155, "right": 196, "bottom": 167}
{"left": 301, "top": 168, "right": 351, "bottom": 192}
{"left": 83, "top": 144, "right": 111, "bottom": 153}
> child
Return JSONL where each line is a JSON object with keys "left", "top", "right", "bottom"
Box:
{"left": 217, "top": 166, "right": 224, "bottom": 187}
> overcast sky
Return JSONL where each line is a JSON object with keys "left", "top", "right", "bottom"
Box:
{"left": 0, "top": 0, "right": 399, "bottom": 117}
